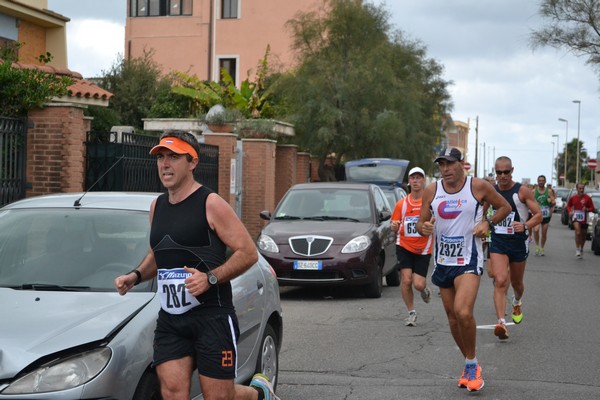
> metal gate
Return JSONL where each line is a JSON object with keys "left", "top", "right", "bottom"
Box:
{"left": 85, "top": 131, "right": 219, "bottom": 193}
{"left": 0, "top": 117, "right": 27, "bottom": 207}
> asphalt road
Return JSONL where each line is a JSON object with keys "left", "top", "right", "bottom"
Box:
{"left": 274, "top": 216, "right": 600, "bottom": 399}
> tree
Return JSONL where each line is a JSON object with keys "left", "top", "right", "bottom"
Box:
{"left": 0, "top": 43, "right": 72, "bottom": 117}
{"left": 556, "top": 138, "right": 590, "bottom": 183}
{"left": 272, "top": 0, "right": 452, "bottom": 179}
{"left": 530, "top": 0, "right": 600, "bottom": 70}
{"left": 88, "top": 50, "right": 189, "bottom": 131}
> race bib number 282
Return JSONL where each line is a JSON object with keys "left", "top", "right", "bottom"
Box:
{"left": 157, "top": 268, "right": 201, "bottom": 314}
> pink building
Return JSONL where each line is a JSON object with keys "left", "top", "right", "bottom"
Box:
{"left": 125, "top": 0, "right": 322, "bottom": 84}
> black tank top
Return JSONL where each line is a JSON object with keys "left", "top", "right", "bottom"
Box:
{"left": 150, "top": 186, "right": 233, "bottom": 311}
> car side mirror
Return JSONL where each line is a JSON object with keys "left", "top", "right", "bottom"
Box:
{"left": 379, "top": 209, "right": 391, "bottom": 222}
{"left": 259, "top": 210, "right": 272, "bottom": 220}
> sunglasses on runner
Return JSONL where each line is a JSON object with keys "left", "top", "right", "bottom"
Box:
{"left": 496, "top": 169, "right": 512, "bottom": 176}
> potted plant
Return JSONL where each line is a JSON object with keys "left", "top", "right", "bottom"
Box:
{"left": 236, "top": 118, "right": 278, "bottom": 139}
{"left": 202, "top": 107, "right": 242, "bottom": 133}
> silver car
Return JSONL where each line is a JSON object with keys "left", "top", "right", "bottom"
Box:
{"left": 0, "top": 192, "right": 282, "bottom": 399}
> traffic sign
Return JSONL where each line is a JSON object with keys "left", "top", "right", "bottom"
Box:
{"left": 560, "top": 173, "right": 565, "bottom": 180}
{"left": 464, "top": 162, "right": 472, "bottom": 171}
{"left": 587, "top": 159, "right": 597, "bottom": 169}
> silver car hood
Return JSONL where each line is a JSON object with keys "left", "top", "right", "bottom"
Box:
{"left": 0, "top": 289, "right": 156, "bottom": 379}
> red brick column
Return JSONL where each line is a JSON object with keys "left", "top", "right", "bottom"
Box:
{"left": 242, "top": 139, "right": 277, "bottom": 240}
{"left": 296, "top": 152, "right": 311, "bottom": 184}
{"left": 275, "top": 144, "right": 297, "bottom": 205}
{"left": 26, "top": 104, "right": 87, "bottom": 197}
{"left": 203, "top": 132, "right": 238, "bottom": 207}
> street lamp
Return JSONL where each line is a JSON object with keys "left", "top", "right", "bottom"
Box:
{"left": 573, "top": 100, "right": 581, "bottom": 183}
{"left": 558, "top": 118, "right": 568, "bottom": 185}
{"left": 551, "top": 141, "right": 555, "bottom": 185}
{"left": 552, "top": 134, "right": 559, "bottom": 186}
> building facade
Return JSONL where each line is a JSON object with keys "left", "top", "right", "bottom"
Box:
{"left": 125, "top": 0, "right": 322, "bottom": 84}
{"left": 0, "top": 0, "right": 68, "bottom": 68}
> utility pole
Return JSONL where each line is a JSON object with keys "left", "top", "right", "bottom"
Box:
{"left": 474, "top": 116, "right": 479, "bottom": 178}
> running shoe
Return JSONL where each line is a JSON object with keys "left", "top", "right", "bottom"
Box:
{"left": 457, "top": 366, "right": 468, "bottom": 388}
{"left": 421, "top": 287, "right": 431, "bottom": 304}
{"left": 405, "top": 312, "right": 417, "bottom": 327}
{"left": 250, "top": 373, "right": 280, "bottom": 400}
{"left": 465, "top": 363, "right": 484, "bottom": 392}
{"left": 512, "top": 303, "right": 523, "bottom": 324}
{"left": 576, "top": 249, "right": 582, "bottom": 258}
{"left": 534, "top": 246, "right": 540, "bottom": 256}
{"left": 540, "top": 248, "right": 545, "bottom": 256}
{"left": 494, "top": 322, "right": 509, "bottom": 340}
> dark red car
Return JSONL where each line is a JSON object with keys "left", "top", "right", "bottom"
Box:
{"left": 257, "top": 182, "right": 398, "bottom": 298}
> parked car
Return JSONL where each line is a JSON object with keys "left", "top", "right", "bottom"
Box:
{"left": 585, "top": 193, "right": 600, "bottom": 253}
{"left": 257, "top": 182, "right": 398, "bottom": 298}
{"left": 553, "top": 186, "right": 570, "bottom": 214}
{"left": 561, "top": 188, "right": 576, "bottom": 226}
{"left": 381, "top": 186, "right": 408, "bottom": 208}
{"left": 344, "top": 158, "right": 409, "bottom": 188}
{"left": 0, "top": 192, "right": 282, "bottom": 399}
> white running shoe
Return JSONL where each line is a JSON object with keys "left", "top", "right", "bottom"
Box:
{"left": 421, "top": 287, "right": 432, "bottom": 304}
{"left": 405, "top": 312, "right": 417, "bottom": 326}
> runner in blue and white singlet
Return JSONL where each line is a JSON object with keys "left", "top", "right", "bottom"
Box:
{"left": 430, "top": 176, "right": 484, "bottom": 287}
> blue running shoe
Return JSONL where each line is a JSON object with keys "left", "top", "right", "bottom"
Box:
{"left": 250, "top": 373, "right": 280, "bottom": 400}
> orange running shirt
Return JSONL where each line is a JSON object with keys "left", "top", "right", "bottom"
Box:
{"left": 391, "top": 194, "right": 433, "bottom": 255}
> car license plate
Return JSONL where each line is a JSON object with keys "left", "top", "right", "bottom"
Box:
{"left": 294, "top": 260, "right": 322, "bottom": 270}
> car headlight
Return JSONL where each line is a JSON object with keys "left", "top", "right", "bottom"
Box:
{"left": 2, "top": 347, "right": 111, "bottom": 394}
{"left": 341, "top": 235, "right": 371, "bottom": 253}
{"left": 257, "top": 234, "right": 279, "bottom": 253}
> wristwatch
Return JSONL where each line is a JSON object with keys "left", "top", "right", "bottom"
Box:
{"left": 206, "top": 270, "right": 219, "bottom": 286}
{"left": 485, "top": 216, "right": 495, "bottom": 228}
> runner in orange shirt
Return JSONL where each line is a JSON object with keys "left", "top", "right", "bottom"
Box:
{"left": 391, "top": 167, "right": 433, "bottom": 326}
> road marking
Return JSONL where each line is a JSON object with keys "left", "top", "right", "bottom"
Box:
{"left": 477, "top": 322, "right": 516, "bottom": 330}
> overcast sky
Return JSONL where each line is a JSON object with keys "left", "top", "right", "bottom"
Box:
{"left": 47, "top": 0, "right": 600, "bottom": 185}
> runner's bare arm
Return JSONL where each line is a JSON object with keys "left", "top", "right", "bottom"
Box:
{"left": 416, "top": 182, "right": 435, "bottom": 236}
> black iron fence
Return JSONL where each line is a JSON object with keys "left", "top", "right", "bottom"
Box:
{"left": 0, "top": 117, "right": 27, "bottom": 207}
{"left": 85, "top": 131, "right": 219, "bottom": 193}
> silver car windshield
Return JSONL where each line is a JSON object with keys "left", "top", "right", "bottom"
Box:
{"left": 0, "top": 208, "right": 151, "bottom": 292}
{"left": 274, "top": 189, "right": 372, "bottom": 221}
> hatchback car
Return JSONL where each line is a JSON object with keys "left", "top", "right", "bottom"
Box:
{"left": 257, "top": 182, "right": 398, "bottom": 298}
{"left": 0, "top": 192, "right": 282, "bottom": 399}
{"left": 553, "top": 187, "right": 570, "bottom": 214}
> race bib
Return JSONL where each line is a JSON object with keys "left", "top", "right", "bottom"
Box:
{"left": 437, "top": 235, "right": 465, "bottom": 265}
{"left": 494, "top": 211, "right": 515, "bottom": 235}
{"left": 157, "top": 268, "right": 202, "bottom": 314}
{"left": 541, "top": 206, "right": 551, "bottom": 218}
{"left": 573, "top": 210, "right": 585, "bottom": 222}
{"left": 403, "top": 216, "right": 420, "bottom": 237}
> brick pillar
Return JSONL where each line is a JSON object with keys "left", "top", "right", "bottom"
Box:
{"left": 296, "top": 152, "right": 311, "bottom": 183}
{"left": 275, "top": 144, "right": 297, "bottom": 205}
{"left": 242, "top": 138, "right": 277, "bottom": 240}
{"left": 26, "top": 103, "right": 87, "bottom": 197}
{"left": 203, "top": 132, "right": 238, "bottom": 207}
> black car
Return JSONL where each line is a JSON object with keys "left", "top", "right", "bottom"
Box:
{"left": 257, "top": 182, "right": 398, "bottom": 298}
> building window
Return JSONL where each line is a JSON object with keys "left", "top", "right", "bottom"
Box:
{"left": 130, "top": 0, "right": 192, "bottom": 17}
{"left": 219, "top": 58, "right": 237, "bottom": 86}
{"left": 221, "top": 0, "right": 239, "bottom": 19}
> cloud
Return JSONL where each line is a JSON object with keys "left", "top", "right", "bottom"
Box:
{"left": 66, "top": 19, "right": 124, "bottom": 78}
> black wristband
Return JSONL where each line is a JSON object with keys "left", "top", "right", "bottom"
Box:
{"left": 129, "top": 269, "right": 142, "bottom": 286}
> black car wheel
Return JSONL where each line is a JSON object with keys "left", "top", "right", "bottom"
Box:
{"left": 364, "top": 256, "right": 383, "bottom": 298}
{"left": 132, "top": 371, "right": 161, "bottom": 400}
{"left": 385, "top": 264, "right": 400, "bottom": 287}
{"left": 255, "top": 323, "right": 279, "bottom": 390}
{"left": 593, "top": 236, "right": 600, "bottom": 256}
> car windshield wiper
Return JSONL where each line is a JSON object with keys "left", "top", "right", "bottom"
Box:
{"left": 303, "top": 215, "right": 361, "bottom": 222}
{"left": 12, "top": 283, "right": 91, "bottom": 292}
{"left": 274, "top": 215, "right": 302, "bottom": 220}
